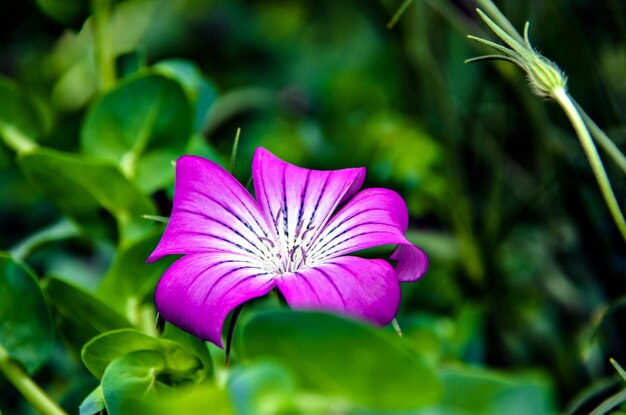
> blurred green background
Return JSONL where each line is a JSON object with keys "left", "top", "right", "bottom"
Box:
{"left": 1, "top": 0, "right": 625, "bottom": 414}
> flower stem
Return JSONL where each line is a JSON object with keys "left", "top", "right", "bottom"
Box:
{"left": 0, "top": 347, "right": 67, "bottom": 415}
{"left": 91, "top": 0, "right": 115, "bottom": 90}
{"left": 552, "top": 87, "right": 626, "bottom": 243}
{"left": 572, "top": 99, "right": 626, "bottom": 177}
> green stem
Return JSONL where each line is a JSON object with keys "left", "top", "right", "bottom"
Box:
{"left": 552, "top": 87, "right": 626, "bottom": 243}
{"left": 572, "top": 99, "right": 626, "bottom": 176}
{"left": 91, "top": 0, "right": 115, "bottom": 90}
{"left": 0, "top": 347, "right": 67, "bottom": 415}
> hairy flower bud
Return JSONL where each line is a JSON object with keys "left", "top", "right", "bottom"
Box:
{"left": 467, "top": 9, "right": 567, "bottom": 99}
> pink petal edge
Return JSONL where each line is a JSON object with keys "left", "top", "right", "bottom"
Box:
{"left": 147, "top": 155, "right": 272, "bottom": 263}
{"left": 274, "top": 256, "right": 401, "bottom": 326}
{"left": 252, "top": 147, "right": 366, "bottom": 252}
{"left": 154, "top": 253, "right": 275, "bottom": 347}
{"left": 308, "top": 187, "right": 428, "bottom": 282}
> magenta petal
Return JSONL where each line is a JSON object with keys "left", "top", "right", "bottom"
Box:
{"left": 308, "top": 188, "right": 428, "bottom": 282}
{"left": 155, "top": 253, "right": 275, "bottom": 347}
{"left": 252, "top": 147, "right": 366, "bottom": 252}
{"left": 275, "top": 256, "right": 400, "bottom": 325}
{"left": 390, "top": 243, "right": 428, "bottom": 282}
{"left": 148, "top": 156, "right": 273, "bottom": 263}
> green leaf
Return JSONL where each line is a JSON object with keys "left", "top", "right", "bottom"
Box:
{"left": 35, "top": 0, "right": 89, "bottom": 25}
{"left": 81, "top": 73, "right": 192, "bottom": 192}
{"left": 97, "top": 229, "right": 171, "bottom": 324}
{"left": 161, "top": 323, "right": 213, "bottom": 379}
{"left": 153, "top": 59, "right": 218, "bottom": 132}
{"left": 79, "top": 385, "right": 106, "bottom": 415}
{"left": 101, "top": 350, "right": 168, "bottom": 415}
{"left": 47, "top": 1, "right": 159, "bottom": 111}
{"left": 242, "top": 310, "right": 441, "bottom": 410}
{"left": 82, "top": 329, "right": 160, "bottom": 380}
{"left": 436, "top": 366, "right": 555, "bottom": 415}
{"left": 51, "top": 58, "right": 98, "bottom": 112}
{"left": 18, "top": 147, "right": 156, "bottom": 244}
{"left": 81, "top": 329, "right": 203, "bottom": 381}
{"left": 0, "top": 253, "right": 54, "bottom": 374}
{"left": 612, "top": 359, "right": 626, "bottom": 384}
{"left": 0, "top": 77, "right": 43, "bottom": 152}
{"left": 44, "top": 276, "right": 132, "bottom": 356}
{"left": 132, "top": 383, "right": 234, "bottom": 415}
{"left": 227, "top": 360, "right": 296, "bottom": 415}
{"left": 88, "top": 330, "right": 213, "bottom": 414}
{"left": 588, "top": 388, "right": 626, "bottom": 415}
{"left": 10, "top": 219, "right": 81, "bottom": 261}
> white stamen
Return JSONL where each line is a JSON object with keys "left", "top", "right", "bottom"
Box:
{"left": 261, "top": 206, "right": 317, "bottom": 274}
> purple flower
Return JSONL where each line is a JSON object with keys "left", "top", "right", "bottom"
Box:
{"left": 147, "top": 148, "right": 428, "bottom": 347}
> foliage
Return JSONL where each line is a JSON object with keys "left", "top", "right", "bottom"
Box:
{"left": 0, "top": 0, "right": 625, "bottom": 414}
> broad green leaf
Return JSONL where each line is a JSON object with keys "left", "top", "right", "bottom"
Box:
{"left": 44, "top": 276, "right": 132, "bottom": 355}
{"left": 436, "top": 366, "right": 555, "bottom": 415}
{"left": 242, "top": 310, "right": 441, "bottom": 410}
{"left": 81, "top": 329, "right": 203, "bottom": 381}
{"left": 82, "top": 329, "right": 160, "bottom": 380}
{"left": 51, "top": 58, "right": 98, "bottom": 112}
{"left": 47, "top": 1, "right": 159, "bottom": 111}
{"left": 18, "top": 147, "right": 156, "bottom": 244}
{"left": 97, "top": 229, "right": 171, "bottom": 323}
{"left": 227, "top": 360, "right": 296, "bottom": 415}
{"left": 35, "top": 0, "right": 89, "bottom": 25}
{"left": 79, "top": 386, "right": 106, "bottom": 415}
{"left": 162, "top": 323, "right": 213, "bottom": 379}
{"left": 0, "top": 77, "right": 43, "bottom": 152}
{"left": 153, "top": 59, "right": 218, "bottom": 132}
{"left": 101, "top": 350, "right": 168, "bottom": 415}
{"left": 81, "top": 73, "right": 192, "bottom": 192}
{"left": 0, "top": 253, "right": 53, "bottom": 374}
{"left": 131, "top": 383, "right": 234, "bottom": 415}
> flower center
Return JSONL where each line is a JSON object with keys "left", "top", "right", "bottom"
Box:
{"left": 258, "top": 206, "right": 317, "bottom": 274}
